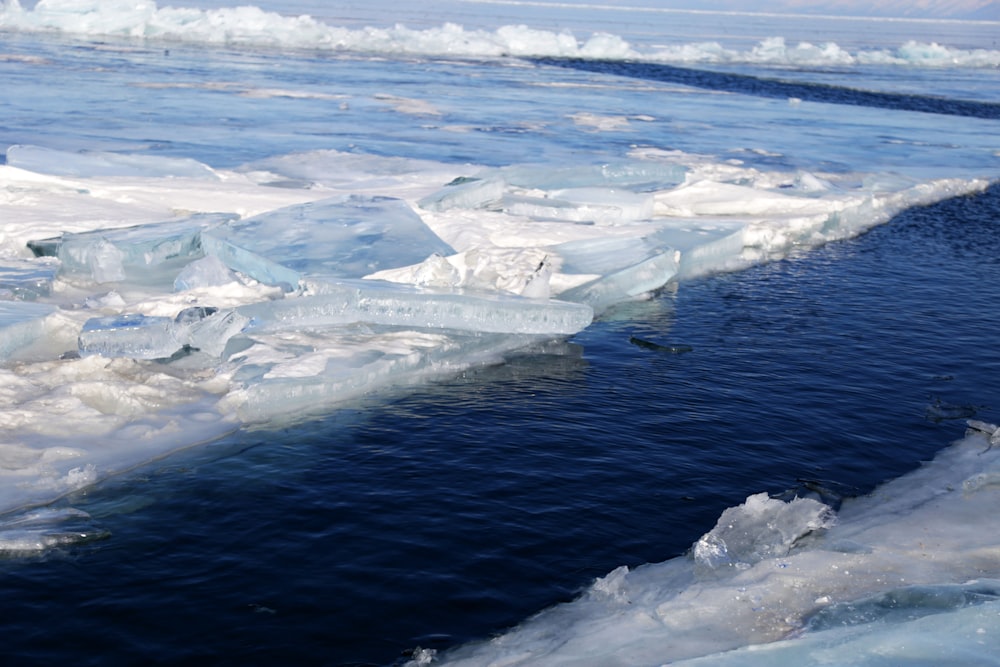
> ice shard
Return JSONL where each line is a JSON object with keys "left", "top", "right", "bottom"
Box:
{"left": 693, "top": 492, "right": 836, "bottom": 575}
{"left": 0, "top": 301, "right": 56, "bottom": 360}
{"left": 201, "top": 195, "right": 455, "bottom": 291}
{"left": 239, "top": 279, "right": 593, "bottom": 336}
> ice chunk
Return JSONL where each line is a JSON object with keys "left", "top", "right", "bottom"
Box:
{"left": 0, "top": 259, "right": 58, "bottom": 300}
{"left": 649, "top": 220, "right": 752, "bottom": 279}
{"left": 78, "top": 307, "right": 250, "bottom": 360}
{"left": 554, "top": 236, "right": 669, "bottom": 277}
{"left": 0, "top": 301, "right": 56, "bottom": 360}
{"left": 239, "top": 279, "right": 592, "bottom": 336}
{"left": 30, "top": 213, "right": 234, "bottom": 287}
{"left": 173, "top": 255, "right": 238, "bottom": 291}
{"left": 693, "top": 492, "right": 836, "bottom": 574}
{"left": 78, "top": 314, "right": 177, "bottom": 360}
{"left": 556, "top": 244, "right": 680, "bottom": 314}
{"left": 417, "top": 176, "right": 506, "bottom": 211}
{"left": 5, "top": 144, "right": 220, "bottom": 179}
{"left": 201, "top": 195, "right": 455, "bottom": 291}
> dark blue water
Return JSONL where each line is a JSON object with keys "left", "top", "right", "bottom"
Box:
{"left": 1, "top": 185, "right": 997, "bottom": 665}
{"left": 532, "top": 58, "right": 1000, "bottom": 119}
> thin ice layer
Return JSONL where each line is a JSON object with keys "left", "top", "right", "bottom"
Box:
{"left": 201, "top": 195, "right": 455, "bottom": 290}
{"left": 5, "top": 144, "right": 220, "bottom": 179}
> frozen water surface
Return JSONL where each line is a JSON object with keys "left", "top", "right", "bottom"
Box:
{"left": 0, "top": 0, "right": 998, "bottom": 665}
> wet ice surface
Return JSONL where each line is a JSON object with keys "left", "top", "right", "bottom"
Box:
{"left": 1, "top": 1, "right": 999, "bottom": 665}
{"left": 1, "top": 141, "right": 986, "bottom": 513}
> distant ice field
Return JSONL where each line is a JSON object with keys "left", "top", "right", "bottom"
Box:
{"left": 0, "top": 1, "right": 999, "bottom": 666}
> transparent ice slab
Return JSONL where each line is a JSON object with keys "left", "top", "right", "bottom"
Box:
{"left": 0, "top": 301, "right": 57, "bottom": 360}
{"left": 5, "top": 144, "right": 220, "bottom": 179}
{"left": 201, "top": 195, "right": 455, "bottom": 291}
{"left": 650, "top": 220, "right": 752, "bottom": 279}
{"left": 231, "top": 327, "right": 548, "bottom": 424}
{"left": 239, "top": 278, "right": 593, "bottom": 336}
{"left": 78, "top": 307, "right": 250, "bottom": 360}
{"left": 173, "top": 255, "right": 238, "bottom": 291}
{"left": 552, "top": 231, "right": 689, "bottom": 312}
{"left": 557, "top": 249, "right": 680, "bottom": 314}
{"left": 417, "top": 176, "right": 506, "bottom": 212}
{"left": 28, "top": 213, "right": 235, "bottom": 287}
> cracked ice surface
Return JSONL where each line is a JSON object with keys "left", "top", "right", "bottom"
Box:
{"left": 0, "top": 144, "right": 989, "bottom": 514}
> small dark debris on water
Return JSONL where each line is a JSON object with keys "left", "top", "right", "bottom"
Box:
{"left": 629, "top": 336, "right": 693, "bottom": 354}
{"left": 925, "top": 396, "right": 982, "bottom": 423}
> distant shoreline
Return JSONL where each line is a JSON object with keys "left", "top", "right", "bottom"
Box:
{"left": 461, "top": 0, "right": 1000, "bottom": 24}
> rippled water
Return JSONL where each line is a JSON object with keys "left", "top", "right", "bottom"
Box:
{"left": 1, "top": 185, "right": 996, "bottom": 666}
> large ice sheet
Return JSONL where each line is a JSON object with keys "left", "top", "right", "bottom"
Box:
{"left": 239, "top": 279, "right": 593, "bottom": 336}
{"left": 201, "top": 195, "right": 455, "bottom": 291}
